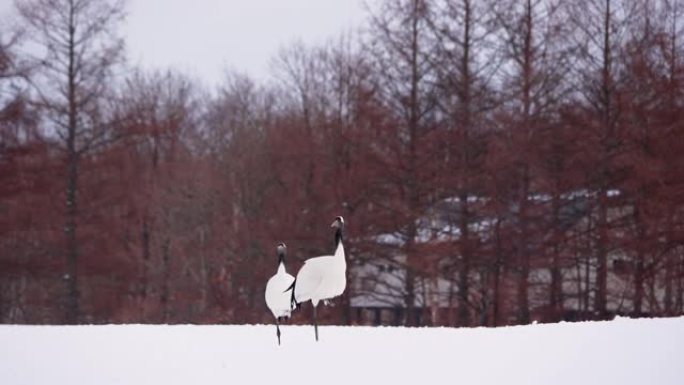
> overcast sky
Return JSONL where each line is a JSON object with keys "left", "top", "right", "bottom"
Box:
{"left": 1, "top": 0, "right": 369, "bottom": 85}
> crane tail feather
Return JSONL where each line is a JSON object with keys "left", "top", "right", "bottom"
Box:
{"left": 284, "top": 279, "right": 299, "bottom": 310}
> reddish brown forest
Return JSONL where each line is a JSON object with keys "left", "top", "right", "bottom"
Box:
{"left": 1, "top": 0, "right": 684, "bottom": 326}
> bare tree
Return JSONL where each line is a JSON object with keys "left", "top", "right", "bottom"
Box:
{"left": 567, "top": 0, "right": 636, "bottom": 318}
{"left": 431, "top": 0, "right": 498, "bottom": 326}
{"left": 494, "top": 0, "right": 572, "bottom": 323}
{"left": 658, "top": 0, "right": 684, "bottom": 316}
{"left": 16, "top": 0, "right": 125, "bottom": 323}
{"left": 366, "top": 0, "right": 442, "bottom": 326}
{"left": 0, "top": 29, "right": 27, "bottom": 125}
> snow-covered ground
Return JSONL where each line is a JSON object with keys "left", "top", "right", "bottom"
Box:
{"left": 1, "top": 317, "right": 682, "bottom": 385}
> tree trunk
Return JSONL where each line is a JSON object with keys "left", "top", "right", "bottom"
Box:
{"left": 458, "top": 192, "right": 471, "bottom": 326}
{"left": 677, "top": 258, "right": 684, "bottom": 313}
{"left": 403, "top": 0, "right": 423, "bottom": 328}
{"left": 632, "top": 204, "right": 647, "bottom": 316}
{"left": 64, "top": 2, "right": 80, "bottom": 324}
{"left": 404, "top": 235, "right": 417, "bottom": 326}
{"left": 550, "top": 192, "right": 563, "bottom": 321}
{"left": 429, "top": 273, "right": 440, "bottom": 326}
{"left": 457, "top": 0, "right": 473, "bottom": 327}
{"left": 664, "top": 253, "right": 673, "bottom": 316}
{"left": 492, "top": 216, "right": 503, "bottom": 327}
{"left": 515, "top": 1, "right": 533, "bottom": 325}
{"left": 516, "top": 168, "right": 531, "bottom": 324}
{"left": 593, "top": 0, "right": 615, "bottom": 320}
{"left": 161, "top": 239, "right": 171, "bottom": 323}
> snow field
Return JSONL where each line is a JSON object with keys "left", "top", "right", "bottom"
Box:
{"left": 1, "top": 317, "right": 682, "bottom": 385}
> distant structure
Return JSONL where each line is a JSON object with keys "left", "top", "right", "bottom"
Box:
{"left": 348, "top": 191, "right": 663, "bottom": 326}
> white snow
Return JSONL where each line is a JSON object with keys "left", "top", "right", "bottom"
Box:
{"left": 1, "top": 317, "right": 682, "bottom": 385}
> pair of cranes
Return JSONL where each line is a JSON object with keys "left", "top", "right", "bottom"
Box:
{"left": 264, "top": 216, "right": 346, "bottom": 345}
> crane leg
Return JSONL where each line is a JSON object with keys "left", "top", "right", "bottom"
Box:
{"left": 276, "top": 318, "right": 281, "bottom": 346}
{"left": 313, "top": 305, "right": 319, "bottom": 342}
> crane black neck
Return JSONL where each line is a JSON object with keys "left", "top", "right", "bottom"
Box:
{"left": 334, "top": 227, "right": 343, "bottom": 248}
{"left": 277, "top": 250, "right": 285, "bottom": 266}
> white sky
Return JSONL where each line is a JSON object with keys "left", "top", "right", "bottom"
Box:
{"left": 1, "top": 0, "right": 369, "bottom": 86}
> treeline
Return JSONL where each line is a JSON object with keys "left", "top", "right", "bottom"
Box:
{"left": 1, "top": 0, "right": 683, "bottom": 326}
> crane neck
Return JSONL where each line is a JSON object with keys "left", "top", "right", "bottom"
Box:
{"left": 276, "top": 251, "right": 285, "bottom": 272}
{"left": 334, "top": 228, "right": 343, "bottom": 248}
{"left": 334, "top": 228, "right": 345, "bottom": 258}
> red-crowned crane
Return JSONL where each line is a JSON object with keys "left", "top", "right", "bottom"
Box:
{"left": 265, "top": 243, "right": 295, "bottom": 345}
{"left": 287, "top": 217, "right": 346, "bottom": 341}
